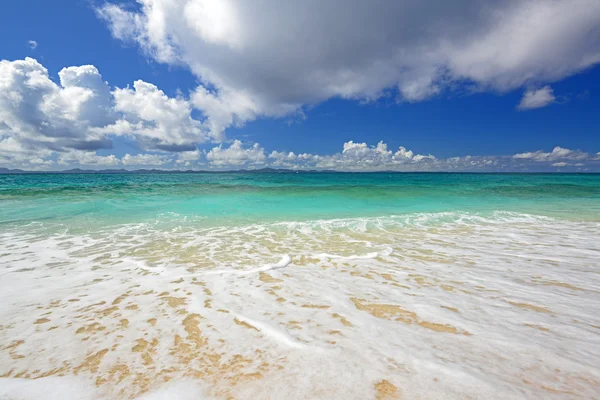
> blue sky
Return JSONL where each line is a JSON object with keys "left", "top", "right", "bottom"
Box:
{"left": 1, "top": 0, "right": 599, "bottom": 171}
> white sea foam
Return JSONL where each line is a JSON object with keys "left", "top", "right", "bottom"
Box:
{"left": 136, "top": 380, "right": 210, "bottom": 400}
{"left": 315, "top": 252, "right": 380, "bottom": 260}
{"left": 0, "top": 212, "right": 599, "bottom": 399}
{"left": 201, "top": 254, "right": 292, "bottom": 276}
{"left": 231, "top": 314, "right": 309, "bottom": 349}
{"left": 0, "top": 377, "right": 104, "bottom": 400}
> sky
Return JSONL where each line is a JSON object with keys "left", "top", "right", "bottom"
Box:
{"left": 0, "top": 0, "right": 599, "bottom": 172}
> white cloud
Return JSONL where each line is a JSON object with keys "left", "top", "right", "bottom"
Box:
{"left": 97, "top": 80, "right": 209, "bottom": 150}
{"left": 0, "top": 58, "right": 114, "bottom": 153}
{"left": 0, "top": 137, "right": 53, "bottom": 168}
{"left": 513, "top": 146, "right": 589, "bottom": 161}
{"left": 267, "top": 141, "right": 436, "bottom": 171}
{"left": 189, "top": 85, "right": 302, "bottom": 140}
{"left": 518, "top": 86, "right": 556, "bottom": 110}
{"left": 98, "top": 0, "right": 600, "bottom": 131}
{"left": 57, "top": 151, "right": 119, "bottom": 166}
{"left": 2, "top": 136, "right": 599, "bottom": 171}
{"left": 0, "top": 58, "right": 212, "bottom": 166}
{"left": 121, "top": 153, "right": 169, "bottom": 166}
{"left": 27, "top": 40, "right": 38, "bottom": 50}
{"left": 316, "top": 141, "right": 436, "bottom": 170}
{"left": 205, "top": 140, "right": 266, "bottom": 167}
{"left": 266, "top": 143, "right": 599, "bottom": 172}
{"left": 36, "top": 150, "right": 172, "bottom": 169}
{"left": 268, "top": 150, "right": 314, "bottom": 169}
{"left": 176, "top": 149, "right": 201, "bottom": 165}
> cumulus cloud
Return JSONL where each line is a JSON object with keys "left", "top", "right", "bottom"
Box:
{"left": 0, "top": 58, "right": 108, "bottom": 148}
{"left": 270, "top": 141, "right": 436, "bottom": 171}
{"left": 2, "top": 135, "right": 598, "bottom": 171}
{"left": 208, "top": 140, "right": 435, "bottom": 170}
{"left": 27, "top": 40, "right": 37, "bottom": 50}
{"left": 16, "top": 150, "right": 171, "bottom": 169}
{"left": 0, "top": 58, "right": 212, "bottom": 167}
{"left": 57, "top": 151, "right": 120, "bottom": 166}
{"left": 205, "top": 140, "right": 266, "bottom": 166}
{"left": 176, "top": 149, "right": 202, "bottom": 166}
{"left": 0, "top": 137, "right": 54, "bottom": 169}
{"left": 121, "top": 153, "right": 169, "bottom": 166}
{"left": 518, "top": 86, "right": 556, "bottom": 110}
{"left": 513, "top": 146, "right": 589, "bottom": 161}
{"left": 0, "top": 58, "right": 114, "bottom": 153}
{"left": 268, "top": 142, "right": 600, "bottom": 172}
{"left": 96, "top": 80, "right": 208, "bottom": 150}
{"left": 190, "top": 86, "right": 299, "bottom": 141}
{"left": 98, "top": 0, "right": 600, "bottom": 131}
{"left": 309, "top": 141, "right": 436, "bottom": 170}
{"left": 267, "top": 142, "right": 598, "bottom": 172}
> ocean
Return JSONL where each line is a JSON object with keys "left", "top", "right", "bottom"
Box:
{"left": 0, "top": 172, "right": 599, "bottom": 399}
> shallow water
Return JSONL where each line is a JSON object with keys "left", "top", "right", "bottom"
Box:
{"left": 1, "top": 173, "right": 599, "bottom": 399}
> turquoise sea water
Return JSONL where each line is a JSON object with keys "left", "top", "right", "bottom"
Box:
{"left": 1, "top": 173, "right": 599, "bottom": 230}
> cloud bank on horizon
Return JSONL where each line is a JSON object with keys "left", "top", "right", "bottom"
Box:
{"left": 1, "top": 0, "right": 600, "bottom": 171}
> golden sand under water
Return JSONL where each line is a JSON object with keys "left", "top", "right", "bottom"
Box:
{"left": 1, "top": 269, "right": 594, "bottom": 398}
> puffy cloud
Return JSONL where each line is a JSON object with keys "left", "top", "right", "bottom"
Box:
{"left": 517, "top": 86, "right": 556, "bottom": 110}
{"left": 57, "top": 151, "right": 119, "bottom": 166}
{"left": 121, "top": 153, "right": 169, "bottom": 166}
{"left": 318, "top": 141, "right": 435, "bottom": 170}
{"left": 39, "top": 150, "right": 171, "bottom": 169}
{"left": 0, "top": 137, "right": 54, "bottom": 169}
{"left": 27, "top": 40, "right": 37, "bottom": 50}
{"left": 96, "top": 80, "right": 208, "bottom": 150}
{"left": 2, "top": 136, "right": 599, "bottom": 171}
{"left": 190, "top": 86, "right": 298, "bottom": 140}
{"left": 342, "top": 141, "right": 391, "bottom": 158}
{"left": 0, "top": 58, "right": 211, "bottom": 167}
{"left": 51, "top": 151, "right": 173, "bottom": 168}
{"left": 98, "top": 0, "right": 600, "bottom": 131}
{"left": 266, "top": 143, "right": 599, "bottom": 172}
{"left": 0, "top": 58, "right": 114, "bottom": 153}
{"left": 176, "top": 149, "right": 202, "bottom": 165}
{"left": 267, "top": 141, "right": 436, "bottom": 171}
{"left": 513, "top": 146, "right": 589, "bottom": 161}
{"left": 205, "top": 140, "right": 266, "bottom": 166}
